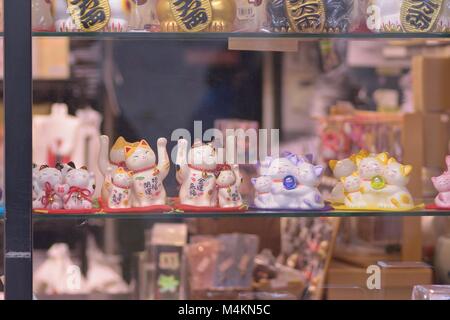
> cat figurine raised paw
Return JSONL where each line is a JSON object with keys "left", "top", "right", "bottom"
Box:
{"left": 176, "top": 139, "right": 218, "bottom": 207}
{"left": 106, "top": 167, "right": 133, "bottom": 209}
{"left": 33, "top": 164, "right": 64, "bottom": 210}
{"left": 125, "top": 138, "right": 170, "bottom": 207}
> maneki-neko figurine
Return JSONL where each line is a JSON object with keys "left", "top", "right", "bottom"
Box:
{"left": 267, "top": 0, "right": 355, "bottom": 33}
{"left": 251, "top": 152, "right": 327, "bottom": 210}
{"left": 370, "top": 0, "right": 450, "bottom": 33}
{"left": 427, "top": 156, "right": 450, "bottom": 210}
{"left": 33, "top": 162, "right": 98, "bottom": 213}
{"left": 330, "top": 151, "right": 419, "bottom": 211}
{"left": 156, "top": 0, "right": 236, "bottom": 32}
{"left": 175, "top": 138, "right": 246, "bottom": 211}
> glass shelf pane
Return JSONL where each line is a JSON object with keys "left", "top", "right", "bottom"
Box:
{"left": 30, "top": 32, "right": 450, "bottom": 40}
{"left": 32, "top": 209, "right": 450, "bottom": 219}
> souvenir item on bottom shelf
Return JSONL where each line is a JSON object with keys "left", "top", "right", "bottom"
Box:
{"left": 156, "top": 0, "right": 236, "bottom": 32}
{"left": 106, "top": 167, "right": 133, "bottom": 209}
{"left": 216, "top": 164, "right": 244, "bottom": 208}
{"left": 59, "top": 162, "right": 96, "bottom": 210}
{"left": 32, "top": 164, "right": 64, "bottom": 210}
{"left": 125, "top": 138, "right": 170, "bottom": 207}
{"left": 369, "top": 0, "right": 450, "bottom": 33}
{"left": 427, "top": 156, "right": 450, "bottom": 209}
{"left": 251, "top": 152, "right": 327, "bottom": 210}
{"left": 32, "top": 0, "right": 54, "bottom": 31}
{"left": 331, "top": 150, "right": 419, "bottom": 211}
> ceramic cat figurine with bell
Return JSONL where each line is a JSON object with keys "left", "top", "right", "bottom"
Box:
{"left": 33, "top": 164, "right": 64, "bottom": 210}
{"left": 106, "top": 167, "right": 133, "bottom": 209}
{"left": 216, "top": 164, "right": 243, "bottom": 208}
{"left": 57, "top": 162, "right": 96, "bottom": 210}
{"left": 98, "top": 135, "right": 138, "bottom": 203}
{"left": 252, "top": 152, "right": 325, "bottom": 210}
{"left": 125, "top": 138, "right": 170, "bottom": 207}
{"left": 331, "top": 151, "right": 415, "bottom": 210}
{"left": 176, "top": 138, "right": 218, "bottom": 207}
{"left": 156, "top": 0, "right": 236, "bottom": 32}
{"left": 431, "top": 156, "right": 450, "bottom": 208}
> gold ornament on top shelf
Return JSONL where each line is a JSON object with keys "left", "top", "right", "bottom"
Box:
{"left": 400, "top": 0, "right": 444, "bottom": 32}
{"left": 285, "top": 0, "right": 326, "bottom": 33}
{"left": 157, "top": 0, "right": 236, "bottom": 32}
{"left": 67, "top": 0, "right": 111, "bottom": 32}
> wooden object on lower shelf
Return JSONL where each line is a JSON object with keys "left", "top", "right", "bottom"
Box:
{"left": 326, "top": 260, "right": 432, "bottom": 300}
{"left": 229, "top": 38, "right": 299, "bottom": 52}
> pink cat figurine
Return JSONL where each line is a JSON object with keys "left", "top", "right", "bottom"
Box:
{"left": 432, "top": 156, "right": 450, "bottom": 208}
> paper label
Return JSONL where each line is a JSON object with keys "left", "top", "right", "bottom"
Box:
{"left": 236, "top": 0, "right": 255, "bottom": 20}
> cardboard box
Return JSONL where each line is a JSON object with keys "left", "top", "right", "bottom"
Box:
{"left": 412, "top": 56, "right": 450, "bottom": 112}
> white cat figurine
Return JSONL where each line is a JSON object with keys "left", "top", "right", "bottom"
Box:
{"left": 294, "top": 157, "right": 325, "bottom": 209}
{"left": 33, "top": 165, "right": 64, "bottom": 210}
{"left": 216, "top": 164, "right": 243, "bottom": 208}
{"left": 176, "top": 139, "right": 218, "bottom": 207}
{"left": 341, "top": 173, "right": 365, "bottom": 208}
{"left": 58, "top": 163, "right": 96, "bottom": 210}
{"left": 380, "top": 158, "right": 413, "bottom": 209}
{"left": 106, "top": 167, "right": 133, "bottom": 209}
{"left": 251, "top": 176, "right": 275, "bottom": 208}
{"left": 125, "top": 138, "right": 170, "bottom": 207}
{"left": 98, "top": 135, "right": 138, "bottom": 203}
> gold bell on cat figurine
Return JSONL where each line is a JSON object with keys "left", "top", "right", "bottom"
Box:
{"left": 156, "top": 0, "right": 236, "bottom": 32}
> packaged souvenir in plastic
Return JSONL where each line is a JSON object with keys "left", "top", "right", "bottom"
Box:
{"left": 234, "top": 0, "right": 267, "bottom": 32}
{"left": 331, "top": 150, "right": 420, "bottom": 211}
{"left": 156, "top": 0, "right": 236, "bottom": 32}
{"left": 251, "top": 152, "right": 327, "bottom": 210}
{"left": 32, "top": 0, "right": 54, "bottom": 32}
{"left": 368, "top": 0, "right": 450, "bottom": 33}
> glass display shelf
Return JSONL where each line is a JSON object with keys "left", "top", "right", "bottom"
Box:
{"left": 32, "top": 209, "right": 450, "bottom": 220}
{"left": 30, "top": 32, "right": 450, "bottom": 40}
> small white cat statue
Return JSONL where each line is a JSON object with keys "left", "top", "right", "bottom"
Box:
{"left": 106, "top": 167, "right": 133, "bottom": 209}
{"left": 216, "top": 164, "right": 243, "bottom": 208}
{"left": 251, "top": 176, "right": 275, "bottom": 208}
{"left": 176, "top": 139, "right": 218, "bottom": 207}
{"left": 125, "top": 138, "right": 170, "bottom": 207}
{"left": 33, "top": 164, "right": 64, "bottom": 210}
{"left": 380, "top": 158, "right": 413, "bottom": 209}
{"left": 58, "top": 162, "right": 96, "bottom": 210}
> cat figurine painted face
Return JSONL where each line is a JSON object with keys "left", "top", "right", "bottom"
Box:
{"left": 107, "top": 167, "right": 133, "bottom": 209}
{"left": 357, "top": 152, "right": 388, "bottom": 180}
{"left": 264, "top": 157, "right": 297, "bottom": 179}
{"left": 341, "top": 173, "right": 361, "bottom": 193}
{"left": 124, "top": 139, "right": 156, "bottom": 171}
{"left": 124, "top": 138, "right": 170, "bottom": 207}
{"left": 110, "top": 136, "right": 138, "bottom": 167}
{"left": 32, "top": 165, "right": 64, "bottom": 210}
{"left": 296, "top": 161, "right": 324, "bottom": 188}
{"left": 432, "top": 156, "right": 450, "bottom": 208}
{"left": 384, "top": 158, "right": 412, "bottom": 187}
{"left": 188, "top": 141, "right": 217, "bottom": 171}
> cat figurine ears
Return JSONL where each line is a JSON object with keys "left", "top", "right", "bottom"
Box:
{"left": 124, "top": 139, "right": 151, "bottom": 157}
{"left": 282, "top": 151, "right": 314, "bottom": 165}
